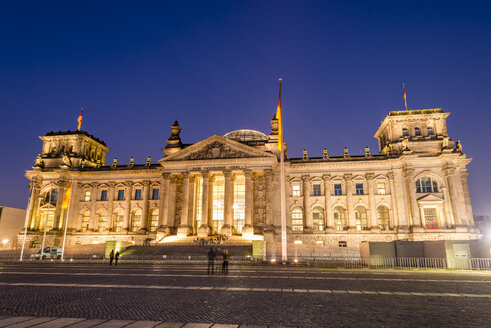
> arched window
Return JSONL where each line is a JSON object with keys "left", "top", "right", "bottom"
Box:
{"left": 414, "top": 127, "right": 422, "bottom": 136}
{"left": 333, "top": 206, "right": 347, "bottom": 231}
{"left": 130, "top": 208, "right": 142, "bottom": 232}
{"left": 80, "top": 209, "right": 90, "bottom": 232}
{"left": 402, "top": 128, "right": 409, "bottom": 136}
{"left": 355, "top": 206, "right": 368, "bottom": 231}
{"left": 149, "top": 208, "right": 159, "bottom": 232}
{"left": 415, "top": 177, "right": 439, "bottom": 193}
{"left": 427, "top": 126, "right": 434, "bottom": 136}
{"left": 291, "top": 208, "right": 303, "bottom": 232}
{"left": 96, "top": 209, "right": 107, "bottom": 232}
{"left": 312, "top": 207, "right": 325, "bottom": 231}
{"left": 377, "top": 206, "right": 390, "bottom": 231}
{"left": 113, "top": 208, "right": 124, "bottom": 232}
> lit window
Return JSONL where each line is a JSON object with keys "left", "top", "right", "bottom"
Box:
{"left": 334, "top": 184, "right": 342, "bottom": 196}
{"left": 84, "top": 191, "right": 91, "bottom": 202}
{"left": 97, "top": 209, "right": 107, "bottom": 232}
{"left": 377, "top": 206, "right": 390, "bottom": 230}
{"left": 151, "top": 188, "right": 159, "bottom": 200}
{"left": 130, "top": 208, "right": 142, "bottom": 231}
{"left": 312, "top": 207, "right": 324, "bottom": 231}
{"left": 134, "top": 189, "right": 142, "bottom": 200}
{"left": 313, "top": 184, "right": 321, "bottom": 196}
{"left": 355, "top": 183, "right": 364, "bottom": 195}
{"left": 212, "top": 176, "right": 225, "bottom": 234}
{"left": 414, "top": 127, "right": 422, "bottom": 136}
{"left": 233, "top": 175, "right": 245, "bottom": 234}
{"left": 149, "top": 209, "right": 159, "bottom": 232}
{"left": 427, "top": 127, "right": 434, "bottom": 135}
{"left": 100, "top": 190, "right": 107, "bottom": 201}
{"left": 377, "top": 183, "right": 386, "bottom": 195}
{"left": 355, "top": 206, "right": 368, "bottom": 230}
{"left": 423, "top": 208, "right": 438, "bottom": 229}
{"left": 334, "top": 206, "right": 347, "bottom": 230}
{"left": 402, "top": 128, "right": 409, "bottom": 136}
{"left": 291, "top": 208, "right": 303, "bottom": 232}
{"left": 416, "top": 177, "right": 438, "bottom": 193}
{"left": 117, "top": 190, "right": 124, "bottom": 200}
{"left": 292, "top": 184, "right": 301, "bottom": 196}
{"left": 80, "top": 210, "right": 90, "bottom": 231}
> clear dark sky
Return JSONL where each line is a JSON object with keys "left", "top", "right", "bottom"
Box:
{"left": 1, "top": 1, "right": 490, "bottom": 214}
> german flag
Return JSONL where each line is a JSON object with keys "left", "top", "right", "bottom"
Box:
{"left": 275, "top": 79, "right": 283, "bottom": 151}
{"left": 77, "top": 107, "right": 83, "bottom": 130}
{"left": 403, "top": 83, "right": 408, "bottom": 111}
{"left": 61, "top": 184, "right": 72, "bottom": 209}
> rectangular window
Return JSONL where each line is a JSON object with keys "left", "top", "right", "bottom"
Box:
{"left": 377, "top": 183, "right": 386, "bottom": 195}
{"left": 292, "top": 184, "right": 301, "bottom": 196}
{"left": 50, "top": 189, "right": 58, "bottom": 202}
{"left": 355, "top": 183, "right": 364, "bottom": 195}
{"left": 117, "top": 190, "right": 124, "bottom": 201}
{"left": 151, "top": 188, "right": 159, "bottom": 200}
{"left": 334, "top": 184, "right": 342, "bottom": 196}
{"left": 84, "top": 191, "right": 91, "bottom": 202}
{"left": 100, "top": 190, "right": 107, "bottom": 201}
{"left": 338, "top": 241, "right": 347, "bottom": 247}
{"left": 134, "top": 189, "right": 142, "bottom": 200}
{"left": 313, "top": 184, "right": 321, "bottom": 196}
{"left": 424, "top": 208, "right": 438, "bottom": 229}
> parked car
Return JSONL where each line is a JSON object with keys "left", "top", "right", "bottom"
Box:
{"left": 31, "top": 247, "right": 62, "bottom": 260}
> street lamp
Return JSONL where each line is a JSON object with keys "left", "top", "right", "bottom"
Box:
{"left": 2, "top": 239, "right": 8, "bottom": 247}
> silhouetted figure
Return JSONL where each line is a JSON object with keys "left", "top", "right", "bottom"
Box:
{"left": 109, "top": 250, "right": 114, "bottom": 266}
{"left": 115, "top": 251, "right": 120, "bottom": 265}
{"left": 207, "top": 247, "right": 216, "bottom": 275}
{"left": 222, "top": 249, "right": 229, "bottom": 275}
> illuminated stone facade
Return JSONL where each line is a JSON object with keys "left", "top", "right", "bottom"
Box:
{"left": 20, "top": 109, "right": 481, "bottom": 257}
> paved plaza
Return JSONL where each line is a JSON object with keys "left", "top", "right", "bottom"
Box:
{"left": 0, "top": 263, "right": 490, "bottom": 327}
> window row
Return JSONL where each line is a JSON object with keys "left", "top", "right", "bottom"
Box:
{"left": 402, "top": 126, "right": 434, "bottom": 137}
{"left": 291, "top": 182, "right": 387, "bottom": 196}
{"left": 82, "top": 188, "right": 160, "bottom": 202}
{"left": 79, "top": 208, "right": 160, "bottom": 233}
{"left": 291, "top": 206, "right": 391, "bottom": 232}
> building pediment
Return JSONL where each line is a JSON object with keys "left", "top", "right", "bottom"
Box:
{"left": 417, "top": 194, "right": 444, "bottom": 203}
{"left": 160, "top": 135, "right": 277, "bottom": 163}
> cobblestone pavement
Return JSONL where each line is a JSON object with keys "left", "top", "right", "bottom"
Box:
{"left": 0, "top": 264, "right": 490, "bottom": 327}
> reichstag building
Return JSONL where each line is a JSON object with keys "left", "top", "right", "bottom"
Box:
{"left": 20, "top": 108, "right": 480, "bottom": 257}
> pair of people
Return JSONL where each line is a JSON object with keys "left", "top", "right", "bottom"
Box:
{"left": 109, "top": 249, "right": 120, "bottom": 265}
{"left": 207, "top": 247, "right": 229, "bottom": 275}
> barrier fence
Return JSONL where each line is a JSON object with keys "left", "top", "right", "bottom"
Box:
{"left": 1, "top": 251, "right": 490, "bottom": 270}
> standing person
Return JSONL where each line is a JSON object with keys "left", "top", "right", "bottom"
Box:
{"left": 109, "top": 249, "right": 114, "bottom": 266}
{"left": 207, "top": 247, "right": 216, "bottom": 275}
{"left": 221, "top": 249, "right": 229, "bottom": 275}
{"left": 115, "top": 251, "right": 120, "bottom": 266}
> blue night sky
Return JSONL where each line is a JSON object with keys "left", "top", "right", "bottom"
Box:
{"left": 0, "top": 1, "right": 490, "bottom": 214}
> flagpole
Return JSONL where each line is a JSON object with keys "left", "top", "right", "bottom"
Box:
{"left": 19, "top": 181, "right": 35, "bottom": 261}
{"left": 40, "top": 189, "right": 51, "bottom": 258}
{"left": 280, "top": 141, "right": 287, "bottom": 263}
{"left": 61, "top": 180, "right": 74, "bottom": 261}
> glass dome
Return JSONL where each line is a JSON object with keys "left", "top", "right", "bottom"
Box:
{"left": 223, "top": 129, "right": 268, "bottom": 142}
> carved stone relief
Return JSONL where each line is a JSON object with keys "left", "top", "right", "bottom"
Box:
{"left": 185, "top": 141, "right": 253, "bottom": 160}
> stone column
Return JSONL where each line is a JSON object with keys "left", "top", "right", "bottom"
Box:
{"left": 198, "top": 172, "right": 211, "bottom": 237}
{"left": 440, "top": 186, "right": 453, "bottom": 228}
{"left": 28, "top": 181, "right": 41, "bottom": 230}
{"left": 302, "top": 175, "right": 312, "bottom": 232}
{"left": 403, "top": 169, "right": 421, "bottom": 229}
{"left": 106, "top": 182, "right": 115, "bottom": 231}
{"left": 89, "top": 184, "right": 98, "bottom": 231}
{"left": 167, "top": 176, "right": 177, "bottom": 229}
{"left": 221, "top": 171, "right": 234, "bottom": 235}
{"left": 453, "top": 168, "right": 469, "bottom": 226}
{"left": 460, "top": 170, "right": 474, "bottom": 226}
{"left": 123, "top": 181, "right": 132, "bottom": 231}
{"left": 187, "top": 176, "right": 195, "bottom": 228}
{"left": 142, "top": 180, "right": 150, "bottom": 231}
{"left": 159, "top": 173, "right": 171, "bottom": 233}
{"left": 366, "top": 173, "right": 378, "bottom": 230}
{"left": 444, "top": 168, "right": 463, "bottom": 227}
{"left": 387, "top": 172, "right": 400, "bottom": 230}
{"left": 265, "top": 170, "right": 273, "bottom": 227}
{"left": 53, "top": 182, "right": 67, "bottom": 230}
{"left": 207, "top": 175, "right": 215, "bottom": 230}
{"left": 66, "top": 181, "right": 80, "bottom": 232}
{"left": 345, "top": 174, "right": 355, "bottom": 230}
{"left": 243, "top": 170, "right": 254, "bottom": 236}
{"left": 178, "top": 172, "right": 191, "bottom": 237}
{"left": 392, "top": 169, "right": 409, "bottom": 229}
{"left": 323, "top": 175, "right": 333, "bottom": 231}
